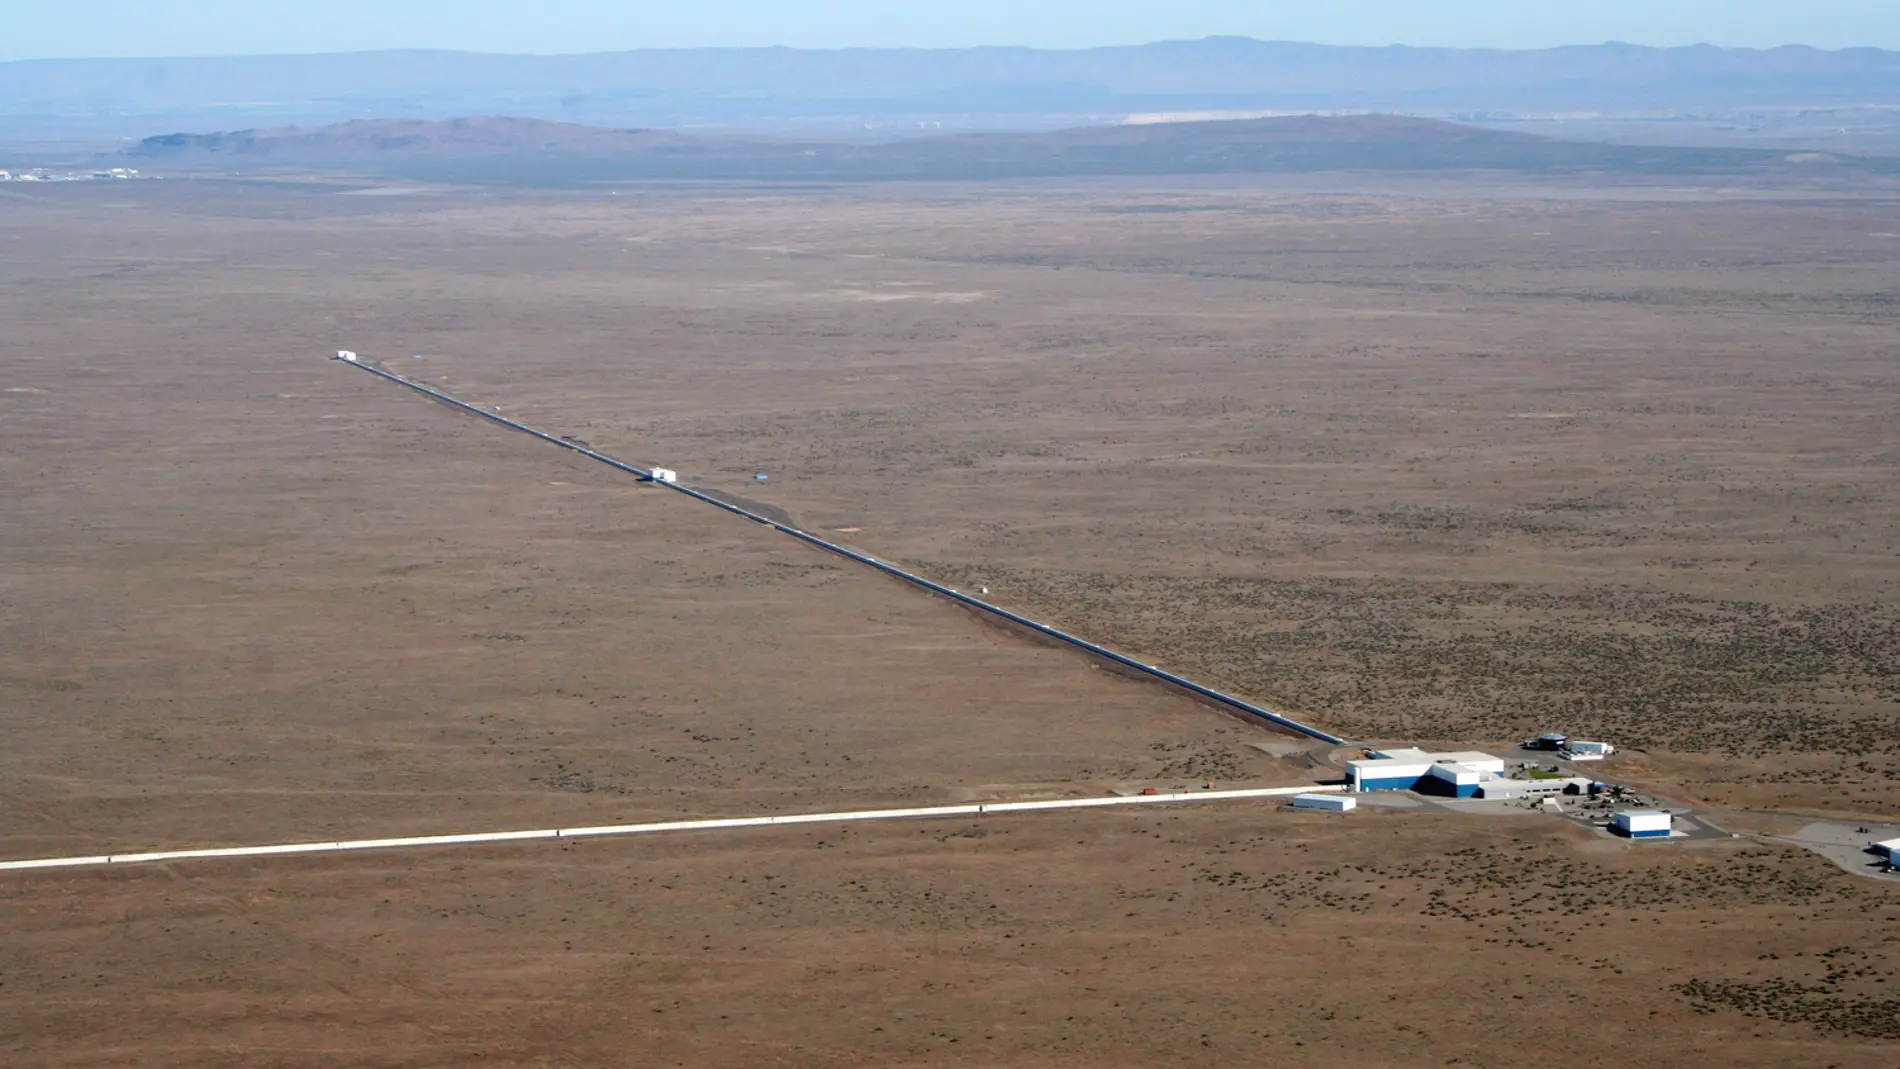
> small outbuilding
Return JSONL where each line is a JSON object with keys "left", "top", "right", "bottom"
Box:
{"left": 1613, "top": 810, "right": 1672, "bottom": 839}
{"left": 1290, "top": 793, "right": 1355, "bottom": 812}
{"left": 649, "top": 467, "right": 679, "bottom": 484}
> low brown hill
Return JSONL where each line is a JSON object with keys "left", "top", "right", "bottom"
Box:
{"left": 126, "top": 113, "right": 1877, "bottom": 184}
{"left": 133, "top": 115, "right": 696, "bottom": 157}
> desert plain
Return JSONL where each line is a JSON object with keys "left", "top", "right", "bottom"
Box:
{"left": 2, "top": 172, "right": 1898, "bottom": 1065}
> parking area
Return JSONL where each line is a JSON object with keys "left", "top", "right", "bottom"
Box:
{"left": 1773, "top": 822, "right": 1900, "bottom": 882}
{"left": 1354, "top": 790, "right": 1731, "bottom": 839}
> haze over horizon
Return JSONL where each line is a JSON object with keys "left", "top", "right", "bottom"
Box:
{"left": 5, "top": 0, "right": 1900, "bottom": 62}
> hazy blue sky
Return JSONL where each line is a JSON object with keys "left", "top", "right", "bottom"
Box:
{"left": 5, "top": 0, "right": 1896, "bottom": 61}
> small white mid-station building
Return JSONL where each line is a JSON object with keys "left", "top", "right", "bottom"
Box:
{"left": 336, "top": 350, "right": 358, "bottom": 362}
{"left": 1612, "top": 810, "right": 1672, "bottom": 839}
{"left": 1290, "top": 793, "right": 1356, "bottom": 812}
{"left": 649, "top": 467, "right": 678, "bottom": 484}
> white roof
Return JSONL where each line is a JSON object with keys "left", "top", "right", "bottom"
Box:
{"left": 1365, "top": 748, "right": 1502, "bottom": 766}
{"left": 1292, "top": 793, "right": 1353, "bottom": 805}
{"left": 1875, "top": 838, "right": 1900, "bottom": 853}
{"left": 1432, "top": 751, "right": 1505, "bottom": 766}
{"left": 1345, "top": 757, "right": 1432, "bottom": 773}
{"left": 1368, "top": 747, "right": 1434, "bottom": 762}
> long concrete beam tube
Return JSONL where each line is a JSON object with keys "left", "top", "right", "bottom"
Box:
{"left": 334, "top": 355, "right": 1346, "bottom": 746}
{"left": 0, "top": 785, "right": 1343, "bottom": 873}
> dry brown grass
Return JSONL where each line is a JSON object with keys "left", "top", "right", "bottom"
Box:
{"left": 1, "top": 174, "right": 1897, "bottom": 1065}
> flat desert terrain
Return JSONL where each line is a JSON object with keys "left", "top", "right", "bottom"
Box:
{"left": 2, "top": 174, "right": 1897, "bottom": 1065}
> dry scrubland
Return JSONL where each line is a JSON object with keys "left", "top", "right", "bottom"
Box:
{"left": 1, "top": 175, "right": 1898, "bottom": 1065}
{"left": 11, "top": 815, "right": 1900, "bottom": 1067}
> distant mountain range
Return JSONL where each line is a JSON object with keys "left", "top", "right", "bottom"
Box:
{"left": 125, "top": 114, "right": 1889, "bottom": 185}
{"left": 7, "top": 38, "right": 1900, "bottom": 143}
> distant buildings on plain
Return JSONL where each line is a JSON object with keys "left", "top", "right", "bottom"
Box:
{"left": 0, "top": 167, "right": 144, "bottom": 182}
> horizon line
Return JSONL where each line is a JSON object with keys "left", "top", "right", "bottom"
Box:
{"left": 6, "top": 36, "right": 1896, "bottom": 66}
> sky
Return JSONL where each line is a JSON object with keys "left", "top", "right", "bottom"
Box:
{"left": 4, "top": 0, "right": 1897, "bottom": 62}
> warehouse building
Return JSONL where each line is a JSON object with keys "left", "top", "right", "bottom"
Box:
{"left": 1871, "top": 838, "right": 1900, "bottom": 863}
{"left": 1612, "top": 810, "right": 1672, "bottom": 839}
{"left": 1475, "top": 776, "right": 1594, "bottom": 800}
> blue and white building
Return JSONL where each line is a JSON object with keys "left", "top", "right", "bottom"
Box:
{"left": 1345, "top": 748, "right": 1508, "bottom": 797}
{"left": 1612, "top": 810, "right": 1672, "bottom": 839}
